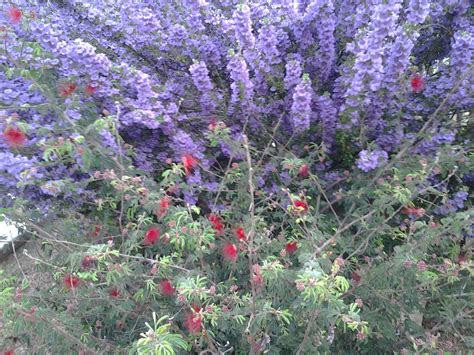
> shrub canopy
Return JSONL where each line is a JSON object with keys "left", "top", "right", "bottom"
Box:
{"left": 0, "top": 0, "right": 473, "bottom": 354}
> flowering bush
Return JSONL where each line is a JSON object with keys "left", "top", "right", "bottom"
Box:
{"left": 0, "top": 0, "right": 473, "bottom": 353}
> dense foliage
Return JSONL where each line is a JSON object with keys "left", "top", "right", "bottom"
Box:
{"left": 0, "top": 0, "right": 473, "bottom": 353}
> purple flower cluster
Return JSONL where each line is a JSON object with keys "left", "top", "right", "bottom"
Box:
{"left": 0, "top": 152, "right": 40, "bottom": 189}
{"left": 189, "top": 61, "right": 214, "bottom": 93}
{"left": 435, "top": 191, "right": 469, "bottom": 215}
{"left": 343, "top": 0, "right": 402, "bottom": 114}
{"left": 313, "top": 0, "right": 336, "bottom": 82}
{"left": 284, "top": 57, "right": 303, "bottom": 91}
{"left": 356, "top": 149, "right": 388, "bottom": 172}
{"left": 407, "top": 0, "right": 431, "bottom": 24}
{"left": 257, "top": 24, "right": 284, "bottom": 72}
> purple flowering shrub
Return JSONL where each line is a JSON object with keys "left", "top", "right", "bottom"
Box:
{"left": 0, "top": 0, "right": 473, "bottom": 353}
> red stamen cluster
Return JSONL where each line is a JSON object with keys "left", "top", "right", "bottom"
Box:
{"left": 85, "top": 83, "right": 97, "bottom": 95}
{"left": 401, "top": 207, "right": 425, "bottom": 218}
{"left": 299, "top": 164, "right": 309, "bottom": 178}
{"left": 64, "top": 274, "right": 80, "bottom": 290}
{"left": 3, "top": 127, "right": 26, "bottom": 147}
{"left": 181, "top": 154, "right": 198, "bottom": 176}
{"left": 293, "top": 199, "right": 309, "bottom": 213}
{"left": 144, "top": 227, "right": 160, "bottom": 246}
{"left": 58, "top": 82, "right": 77, "bottom": 97}
{"left": 234, "top": 227, "right": 246, "bottom": 241}
{"left": 223, "top": 243, "right": 238, "bottom": 262}
{"left": 285, "top": 241, "right": 298, "bottom": 254}
{"left": 159, "top": 280, "right": 176, "bottom": 296}
{"left": 183, "top": 306, "right": 202, "bottom": 333}
{"left": 6, "top": 7, "right": 22, "bottom": 24}
{"left": 209, "top": 214, "right": 224, "bottom": 234}
{"left": 156, "top": 197, "right": 170, "bottom": 218}
{"left": 109, "top": 288, "right": 121, "bottom": 298}
{"left": 410, "top": 74, "right": 424, "bottom": 93}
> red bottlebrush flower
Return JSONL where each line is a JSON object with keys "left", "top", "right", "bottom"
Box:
{"left": 252, "top": 264, "right": 264, "bottom": 287}
{"left": 293, "top": 199, "right": 309, "bottom": 213}
{"left": 299, "top": 164, "right": 309, "bottom": 178}
{"left": 6, "top": 7, "right": 22, "bottom": 24}
{"left": 159, "top": 279, "right": 175, "bottom": 296}
{"left": 181, "top": 154, "right": 198, "bottom": 176}
{"left": 156, "top": 197, "right": 170, "bottom": 218}
{"left": 64, "top": 274, "right": 79, "bottom": 290}
{"left": 160, "top": 196, "right": 170, "bottom": 210}
{"left": 81, "top": 255, "right": 95, "bottom": 269}
{"left": 85, "top": 83, "right": 97, "bottom": 95}
{"left": 402, "top": 207, "right": 425, "bottom": 218}
{"left": 144, "top": 227, "right": 160, "bottom": 246}
{"left": 208, "top": 213, "right": 224, "bottom": 234}
{"left": 410, "top": 73, "right": 424, "bottom": 93}
{"left": 208, "top": 117, "right": 218, "bottom": 131}
{"left": 58, "top": 82, "right": 77, "bottom": 97}
{"left": 3, "top": 350, "right": 14, "bottom": 355}
{"left": 235, "top": 227, "right": 246, "bottom": 241}
{"left": 351, "top": 271, "right": 361, "bottom": 284}
{"left": 109, "top": 288, "right": 120, "bottom": 298}
{"left": 223, "top": 243, "right": 238, "bottom": 262}
{"left": 91, "top": 225, "right": 101, "bottom": 237}
{"left": 285, "top": 241, "right": 298, "bottom": 254}
{"left": 183, "top": 307, "right": 202, "bottom": 334}
{"left": 401, "top": 207, "right": 413, "bottom": 215}
{"left": 3, "top": 126, "right": 26, "bottom": 147}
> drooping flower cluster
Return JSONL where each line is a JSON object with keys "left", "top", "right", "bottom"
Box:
{"left": 316, "top": 94, "right": 338, "bottom": 149}
{"left": 232, "top": 3, "right": 255, "bottom": 50}
{"left": 284, "top": 57, "right": 302, "bottom": 91}
{"left": 227, "top": 54, "right": 254, "bottom": 112}
{"left": 311, "top": 0, "right": 336, "bottom": 82}
{"left": 189, "top": 61, "right": 216, "bottom": 112}
{"left": 290, "top": 75, "right": 313, "bottom": 133}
